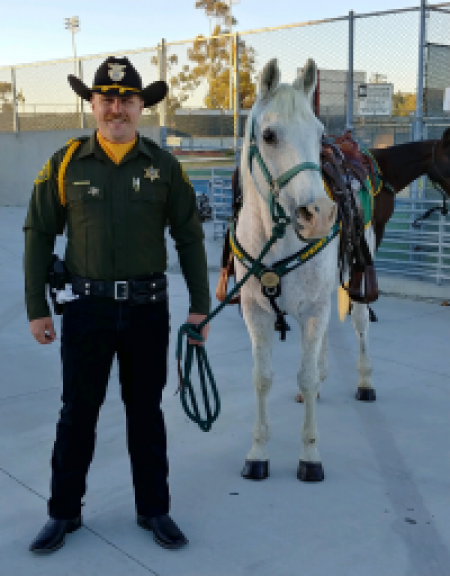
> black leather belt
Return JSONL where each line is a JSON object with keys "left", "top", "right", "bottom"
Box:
{"left": 71, "top": 274, "right": 167, "bottom": 304}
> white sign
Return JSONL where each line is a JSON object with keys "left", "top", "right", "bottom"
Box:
{"left": 444, "top": 87, "right": 450, "bottom": 112}
{"left": 357, "top": 83, "right": 393, "bottom": 116}
{"left": 166, "top": 136, "right": 182, "bottom": 147}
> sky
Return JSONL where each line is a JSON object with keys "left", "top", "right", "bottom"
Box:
{"left": 0, "top": 1, "right": 438, "bottom": 68}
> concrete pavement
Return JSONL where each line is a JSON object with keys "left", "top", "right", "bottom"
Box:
{"left": 0, "top": 208, "right": 449, "bottom": 576}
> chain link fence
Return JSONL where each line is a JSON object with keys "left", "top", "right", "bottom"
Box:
{"left": 240, "top": 18, "right": 350, "bottom": 137}
{"left": 1, "top": 3, "right": 449, "bottom": 284}
{"left": 164, "top": 35, "right": 237, "bottom": 148}
{"left": 1, "top": 3, "right": 450, "bottom": 151}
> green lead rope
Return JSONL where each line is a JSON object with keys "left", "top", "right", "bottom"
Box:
{"left": 177, "top": 112, "right": 324, "bottom": 431}
{"left": 175, "top": 222, "right": 287, "bottom": 432}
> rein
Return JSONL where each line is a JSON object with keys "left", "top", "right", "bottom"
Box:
{"left": 175, "top": 112, "right": 326, "bottom": 432}
{"left": 175, "top": 219, "right": 285, "bottom": 432}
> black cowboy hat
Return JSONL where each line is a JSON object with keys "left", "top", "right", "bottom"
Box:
{"left": 68, "top": 56, "right": 167, "bottom": 108}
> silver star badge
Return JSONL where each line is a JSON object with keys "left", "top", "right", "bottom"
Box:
{"left": 144, "top": 166, "right": 160, "bottom": 182}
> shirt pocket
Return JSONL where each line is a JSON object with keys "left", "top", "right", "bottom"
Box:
{"left": 65, "top": 183, "right": 106, "bottom": 227}
{"left": 130, "top": 180, "right": 169, "bottom": 204}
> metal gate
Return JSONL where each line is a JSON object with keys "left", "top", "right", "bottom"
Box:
{"left": 211, "top": 169, "right": 234, "bottom": 241}
{"left": 377, "top": 198, "right": 450, "bottom": 285}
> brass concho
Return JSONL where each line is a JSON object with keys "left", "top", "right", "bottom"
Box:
{"left": 260, "top": 270, "right": 280, "bottom": 288}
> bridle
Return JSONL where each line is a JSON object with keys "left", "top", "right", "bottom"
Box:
{"left": 247, "top": 113, "right": 323, "bottom": 235}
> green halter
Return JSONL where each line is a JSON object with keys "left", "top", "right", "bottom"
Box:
{"left": 247, "top": 113, "right": 322, "bottom": 226}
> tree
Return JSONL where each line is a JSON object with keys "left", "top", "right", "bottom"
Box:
{"left": 195, "top": 0, "right": 236, "bottom": 22}
{"left": 152, "top": 0, "right": 257, "bottom": 113}
{"left": 0, "top": 82, "right": 14, "bottom": 114}
{"left": 0, "top": 82, "right": 12, "bottom": 106}
{"left": 392, "top": 91, "right": 416, "bottom": 117}
{"left": 150, "top": 53, "right": 199, "bottom": 115}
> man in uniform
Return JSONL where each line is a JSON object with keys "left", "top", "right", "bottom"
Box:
{"left": 25, "top": 56, "right": 210, "bottom": 553}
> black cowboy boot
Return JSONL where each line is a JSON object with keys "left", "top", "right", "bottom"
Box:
{"left": 137, "top": 514, "right": 188, "bottom": 550}
{"left": 29, "top": 516, "right": 82, "bottom": 554}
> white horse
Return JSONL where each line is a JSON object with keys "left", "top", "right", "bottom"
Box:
{"left": 233, "top": 58, "right": 338, "bottom": 481}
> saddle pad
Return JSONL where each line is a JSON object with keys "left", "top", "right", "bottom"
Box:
{"left": 359, "top": 175, "right": 374, "bottom": 228}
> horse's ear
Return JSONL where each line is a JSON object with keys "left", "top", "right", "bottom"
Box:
{"left": 442, "top": 126, "right": 450, "bottom": 150}
{"left": 294, "top": 58, "right": 317, "bottom": 104}
{"left": 259, "top": 59, "right": 280, "bottom": 100}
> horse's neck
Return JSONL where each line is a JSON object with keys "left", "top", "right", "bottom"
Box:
{"left": 240, "top": 167, "right": 273, "bottom": 240}
{"left": 371, "top": 140, "right": 434, "bottom": 193}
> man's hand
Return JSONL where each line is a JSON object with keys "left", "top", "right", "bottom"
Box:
{"left": 186, "top": 313, "right": 209, "bottom": 346}
{"left": 29, "top": 316, "right": 57, "bottom": 345}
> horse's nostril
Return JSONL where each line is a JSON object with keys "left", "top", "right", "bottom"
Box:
{"left": 297, "top": 206, "right": 314, "bottom": 222}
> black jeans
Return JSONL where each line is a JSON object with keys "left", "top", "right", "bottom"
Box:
{"left": 48, "top": 290, "right": 170, "bottom": 520}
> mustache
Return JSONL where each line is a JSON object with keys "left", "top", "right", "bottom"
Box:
{"left": 104, "top": 114, "right": 129, "bottom": 121}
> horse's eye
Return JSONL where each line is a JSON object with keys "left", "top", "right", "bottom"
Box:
{"left": 262, "top": 127, "right": 277, "bottom": 145}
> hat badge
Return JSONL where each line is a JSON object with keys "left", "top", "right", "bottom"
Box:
{"left": 108, "top": 63, "right": 126, "bottom": 82}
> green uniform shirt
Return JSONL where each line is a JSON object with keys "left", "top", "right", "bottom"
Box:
{"left": 24, "top": 132, "right": 211, "bottom": 321}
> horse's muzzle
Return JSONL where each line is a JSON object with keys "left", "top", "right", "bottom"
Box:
{"left": 295, "top": 197, "right": 337, "bottom": 241}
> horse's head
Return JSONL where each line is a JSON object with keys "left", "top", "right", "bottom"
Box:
{"left": 429, "top": 127, "right": 450, "bottom": 197}
{"left": 244, "top": 58, "right": 336, "bottom": 241}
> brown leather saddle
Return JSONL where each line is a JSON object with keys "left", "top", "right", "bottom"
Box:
{"left": 216, "top": 131, "right": 379, "bottom": 306}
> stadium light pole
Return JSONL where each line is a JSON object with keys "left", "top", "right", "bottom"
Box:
{"left": 64, "top": 16, "right": 80, "bottom": 114}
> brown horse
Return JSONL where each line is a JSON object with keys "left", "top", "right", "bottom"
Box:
{"left": 371, "top": 126, "right": 450, "bottom": 250}
{"left": 317, "top": 126, "right": 450, "bottom": 403}
{"left": 316, "top": 127, "right": 450, "bottom": 402}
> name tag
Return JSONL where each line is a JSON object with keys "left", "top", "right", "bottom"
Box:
{"left": 72, "top": 181, "right": 91, "bottom": 185}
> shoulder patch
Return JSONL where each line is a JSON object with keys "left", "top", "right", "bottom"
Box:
{"left": 34, "top": 158, "right": 51, "bottom": 185}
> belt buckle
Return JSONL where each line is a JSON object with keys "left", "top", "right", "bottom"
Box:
{"left": 114, "top": 280, "right": 128, "bottom": 300}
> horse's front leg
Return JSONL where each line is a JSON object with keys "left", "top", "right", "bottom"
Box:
{"left": 294, "top": 328, "right": 326, "bottom": 403}
{"left": 241, "top": 299, "right": 274, "bottom": 481}
{"left": 351, "top": 302, "right": 376, "bottom": 401}
{"left": 297, "top": 301, "right": 331, "bottom": 482}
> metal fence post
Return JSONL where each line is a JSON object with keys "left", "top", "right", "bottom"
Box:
{"left": 233, "top": 33, "right": 240, "bottom": 168}
{"left": 414, "top": 0, "right": 427, "bottom": 143}
{"left": 158, "top": 39, "right": 167, "bottom": 149}
{"left": 11, "top": 68, "right": 19, "bottom": 132}
{"left": 346, "top": 10, "right": 354, "bottom": 131}
{"left": 79, "top": 59, "right": 85, "bottom": 129}
{"left": 437, "top": 213, "right": 443, "bottom": 285}
{"left": 409, "top": 0, "right": 427, "bottom": 267}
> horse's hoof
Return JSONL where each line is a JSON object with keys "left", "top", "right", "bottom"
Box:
{"left": 241, "top": 459, "right": 269, "bottom": 480}
{"left": 297, "top": 461, "right": 324, "bottom": 482}
{"left": 355, "top": 387, "right": 376, "bottom": 402}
